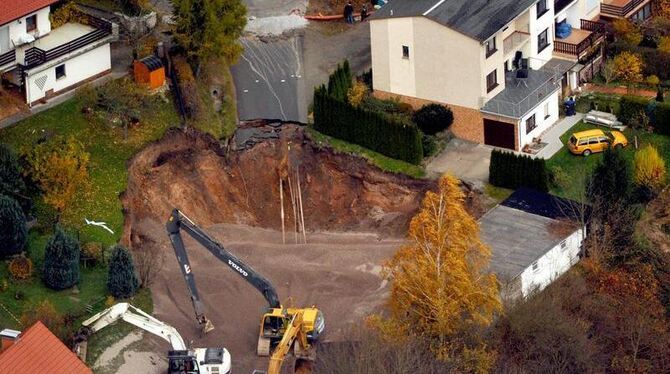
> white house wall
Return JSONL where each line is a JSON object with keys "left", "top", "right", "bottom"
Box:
{"left": 25, "top": 43, "right": 111, "bottom": 104}
{"left": 520, "top": 227, "right": 584, "bottom": 297}
{"left": 5, "top": 7, "right": 51, "bottom": 52}
{"left": 528, "top": 3, "right": 554, "bottom": 69}
{"left": 518, "top": 89, "right": 560, "bottom": 148}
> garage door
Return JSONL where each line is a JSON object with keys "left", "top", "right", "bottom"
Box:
{"left": 484, "top": 119, "right": 515, "bottom": 150}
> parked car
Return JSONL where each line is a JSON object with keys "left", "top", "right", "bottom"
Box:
{"left": 567, "top": 129, "right": 628, "bottom": 156}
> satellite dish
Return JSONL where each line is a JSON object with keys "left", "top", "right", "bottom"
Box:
{"left": 15, "top": 33, "right": 35, "bottom": 46}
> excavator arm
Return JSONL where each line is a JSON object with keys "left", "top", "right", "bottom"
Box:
{"left": 166, "top": 209, "right": 281, "bottom": 332}
{"left": 82, "top": 303, "right": 187, "bottom": 350}
{"left": 267, "top": 311, "right": 312, "bottom": 374}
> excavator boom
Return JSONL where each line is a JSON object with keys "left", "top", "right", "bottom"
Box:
{"left": 166, "top": 209, "right": 281, "bottom": 332}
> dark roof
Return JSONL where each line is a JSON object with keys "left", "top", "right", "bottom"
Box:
{"left": 139, "top": 55, "right": 163, "bottom": 71}
{"left": 480, "top": 205, "right": 567, "bottom": 278}
{"left": 370, "top": 0, "right": 539, "bottom": 41}
{"left": 502, "top": 187, "right": 588, "bottom": 221}
{"left": 0, "top": 322, "right": 92, "bottom": 374}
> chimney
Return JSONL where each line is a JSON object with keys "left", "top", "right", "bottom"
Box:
{"left": 0, "top": 329, "right": 21, "bottom": 352}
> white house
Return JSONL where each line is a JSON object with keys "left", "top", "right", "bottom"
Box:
{"left": 478, "top": 188, "right": 585, "bottom": 300}
{"left": 369, "top": 0, "right": 606, "bottom": 152}
{"left": 0, "top": 0, "right": 117, "bottom": 106}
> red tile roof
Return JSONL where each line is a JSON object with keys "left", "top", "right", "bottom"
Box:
{"left": 0, "top": 321, "right": 92, "bottom": 374}
{"left": 0, "top": 0, "right": 59, "bottom": 27}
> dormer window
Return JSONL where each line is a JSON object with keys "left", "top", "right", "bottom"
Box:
{"left": 485, "top": 38, "right": 497, "bottom": 58}
{"left": 26, "top": 15, "right": 37, "bottom": 33}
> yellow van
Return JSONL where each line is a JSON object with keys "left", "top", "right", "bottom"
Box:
{"left": 567, "top": 129, "right": 628, "bottom": 156}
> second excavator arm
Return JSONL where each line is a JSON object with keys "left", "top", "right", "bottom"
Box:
{"left": 166, "top": 209, "right": 282, "bottom": 332}
{"left": 82, "top": 302, "right": 187, "bottom": 350}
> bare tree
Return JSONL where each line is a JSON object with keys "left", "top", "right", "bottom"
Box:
{"left": 130, "top": 231, "right": 166, "bottom": 288}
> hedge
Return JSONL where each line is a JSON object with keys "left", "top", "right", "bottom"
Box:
{"left": 654, "top": 101, "right": 670, "bottom": 135}
{"left": 619, "top": 95, "right": 650, "bottom": 125}
{"left": 489, "top": 150, "right": 548, "bottom": 192}
{"left": 313, "top": 87, "right": 423, "bottom": 164}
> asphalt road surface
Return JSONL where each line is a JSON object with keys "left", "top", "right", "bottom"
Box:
{"left": 232, "top": 36, "right": 307, "bottom": 122}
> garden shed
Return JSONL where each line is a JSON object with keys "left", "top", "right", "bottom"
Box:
{"left": 133, "top": 55, "right": 165, "bottom": 89}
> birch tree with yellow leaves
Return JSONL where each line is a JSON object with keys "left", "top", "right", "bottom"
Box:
{"left": 372, "top": 174, "right": 501, "bottom": 372}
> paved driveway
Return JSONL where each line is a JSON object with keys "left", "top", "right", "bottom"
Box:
{"left": 426, "top": 139, "right": 492, "bottom": 184}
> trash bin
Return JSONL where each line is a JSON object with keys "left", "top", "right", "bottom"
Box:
{"left": 564, "top": 98, "right": 576, "bottom": 116}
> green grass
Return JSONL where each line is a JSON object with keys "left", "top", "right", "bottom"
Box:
{"left": 0, "top": 88, "right": 179, "bottom": 245}
{"left": 546, "top": 121, "right": 670, "bottom": 200}
{"left": 484, "top": 184, "right": 513, "bottom": 204}
{"left": 307, "top": 128, "right": 426, "bottom": 178}
{"left": 193, "top": 62, "right": 238, "bottom": 139}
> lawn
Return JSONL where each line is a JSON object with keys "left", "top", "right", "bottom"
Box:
{"left": 0, "top": 88, "right": 179, "bottom": 245}
{"left": 307, "top": 127, "right": 426, "bottom": 178}
{"left": 546, "top": 121, "right": 670, "bottom": 200}
{"left": 0, "top": 81, "right": 175, "bottom": 358}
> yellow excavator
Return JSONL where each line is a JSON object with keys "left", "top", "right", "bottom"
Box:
{"left": 260, "top": 310, "right": 316, "bottom": 374}
{"left": 166, "top": 209, "right": 325, "bottom": 366}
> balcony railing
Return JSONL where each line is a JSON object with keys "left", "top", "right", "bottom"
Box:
{"left": 601, "top": 0, "right": 647, "bottom": 18}
{"left": 503, "top": 31, "right": 531, "bottom": 57}
{"left": 0, "top": 50, "right": 15, "bottom": 68}
{"left": 23, "top": 11, "right": 112, "bottom": 70}
{"left": 554, "top": 19, "right": 605, "bottom": 57}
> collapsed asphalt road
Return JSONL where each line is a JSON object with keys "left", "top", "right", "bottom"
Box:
{"left": 232, "top": 36, "right": 307, "bottom": 122}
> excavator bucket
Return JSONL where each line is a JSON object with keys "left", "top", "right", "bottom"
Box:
{"left": 203, "top": 319, "right": 215, "bottom": 334}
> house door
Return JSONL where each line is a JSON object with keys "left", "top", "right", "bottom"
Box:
{"left": 0, "top": 26, "right": 9, "bottom": 54}
{"left": 484, "top": 119, "right": 515, "bottom": 150}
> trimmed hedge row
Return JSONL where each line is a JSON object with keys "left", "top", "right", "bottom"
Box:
{"left": 489, "top": 149, "right": 548, "bottom": 192}
{"left": 313, "top": 87, "right": 423, "bottom": 164}
{"left": 620, "top": 95, "right": 670, "bottom": 135}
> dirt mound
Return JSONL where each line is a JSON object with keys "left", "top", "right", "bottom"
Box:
{"left": 122, "top": 122, "right": 435, "bottom": 244}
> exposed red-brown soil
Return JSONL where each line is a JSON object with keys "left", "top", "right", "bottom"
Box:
{"left": 120, "top": 123, "right": 483, "bottom": 373}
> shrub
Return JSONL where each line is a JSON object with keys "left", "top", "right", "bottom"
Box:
{"left": 646, "top": 75, "right": 661, "bottom": 86}
{"left": 82, "top": 241, "right": 103, "bottom": 266}
{"left": 173, "top": 56, "right": 201, "bottom": 119}
{"left": 421, "top": 135, "right": 438, "bottom": 158}
{"left": 412, "top": 104, "right": 454, "bottom": 135}
{"left": 327, "top": 60, "right": 353, "bottom": 101}
{"left": 0, "top": 195, "right": 27, "bottom": 257}
{"left": 8, "top": 255, "right": 33, "bottom": 280}
{"left": 42, "top": 226, "right": 80, "bottom": 290}
{"left": 23, "top": 135, "right": 90, "bottom": 213}
{"left": 611, "top": 52, "right": 643, "bottom": 83}
{"left": 313, "top": 87, "right": 423, "bottom": 164}
{"left": 92, "top": 78, "right": 148, "bottom": 135}
{"left": 613, "top": 19, "right": 643, "bottom": 45}
{"left": 608, "top": 42, "right": 670, "bottom": 80}
{"left": 634, "top": 145, "right": 667, "bottom": 191}
{"left": 49, "top": 2, "right": 85, "bottom": 29}
{"left": 619, "top": 95, "right": 650, "bottom": 125}
{"left": 107, "top": 245, "right": 139, "bottom": 298}
{"left": 20, "top": 300, "right": 64, "bottom": 338}
{"left": 659, "top": 36, "right": 670, "bottom": 53}
{"left": 347, "top": 80, "right": 368, "bottom": 108}
{"left": 489, "top": 150, "right": 548, "bottom": 192}
{"left": 654, "top": 101, "right": 670, "bottom": 135}
{"left": 0, "top": 143, "right": 29, "bottom": 212}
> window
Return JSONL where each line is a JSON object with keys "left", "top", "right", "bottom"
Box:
{"left": 26, "top": 15, "right": 37, "bottom": 33}
{"left": 598, "top": 136, "right": 610, "bottom": 144}
{"left": 486, "top": 70, "right": 498, "bottom": 92}
{"left": 544, "top": 102, "right": 550, "bottom": 119}
{"left": 588, "top": 137, "right": 599, "bottom": 144}
{"left": 560, "top": 240, "right": 567, "bottom": 249}
{"left": 55, "top": 64, "right": 66, "bottom": 80}
{"left": 536, "top": 0, "right": 549, "bottom": 18}
{"left": 402, "top": 45, "right": 409, "bottom": 59}
{"left": 532, "top": 261, "right": 539, "bottom": 271}
{"left": 525, "top": 114, "right": 536, "bottom": 134}
{"left": 485, "top": 38, "right": 497, "bottom": 58}
{"left": 538, "top": 28, "right": 549, "bottom": 52}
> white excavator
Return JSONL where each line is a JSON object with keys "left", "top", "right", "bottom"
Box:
{"left": 77, "top": 302, "right": 231, "bottom": 374}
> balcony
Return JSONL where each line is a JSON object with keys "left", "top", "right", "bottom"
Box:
{"left": 601, "top": 0, "right": 649, "bottom": 18}
{"left": 554, "top": 20, "right": 605, "bottom": 60}
{"left": 0, "top": 50, "right": 15, "bottom": 70}
{"left": 554, "top": 0, "right": 578, "bottom": 14}
{"left": 503, "top": 31, "right": 531, "bottom": 58}
{"left": 481, "top": 58, "right": 576, "bottom": 119}
{"left": 18, "top": 12, "right": 113, "bottom": 70}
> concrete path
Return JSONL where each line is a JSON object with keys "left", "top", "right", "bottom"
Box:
{"left": 426, "top": 138, "right": 492, "bottom": 184}
{"left": 534, "top": 113, "right": 584, "bottom": 159}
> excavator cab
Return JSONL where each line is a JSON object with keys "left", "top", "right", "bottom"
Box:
{"left": 167, "top": 351, "right": 199, "bottom": 374}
